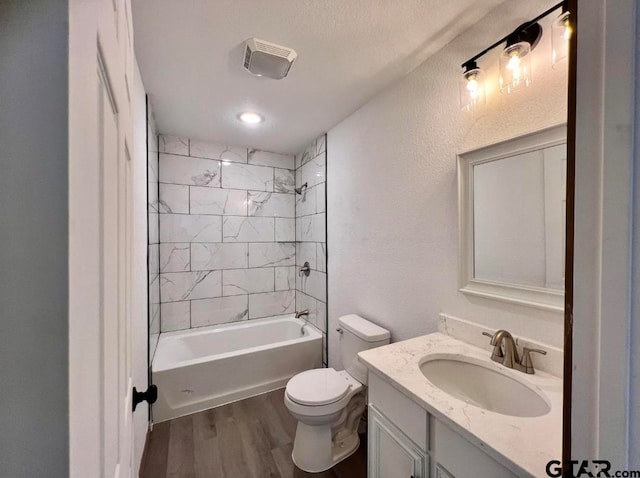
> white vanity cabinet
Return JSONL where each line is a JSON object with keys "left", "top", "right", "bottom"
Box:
{"left": 367, "top": 373, "right": 520, "bottom": 478}
{"left": 434, "top": 464, "right": 455, "bottom": 478}
{"left": 369, "top": 406, "right": 429, "bottom": 478}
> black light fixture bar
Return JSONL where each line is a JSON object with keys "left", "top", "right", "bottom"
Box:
{"left": 461, "top": 0, "right": 567, "bottom": 69}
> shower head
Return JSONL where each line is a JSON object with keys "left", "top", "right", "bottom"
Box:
{"left": 294, "top": 182, "right": 308, "bottom": 195}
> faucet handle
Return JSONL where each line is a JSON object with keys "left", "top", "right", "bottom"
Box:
{"left": 299, "top": 261, "right": 311, "bottom": 277}
{"left": 520, "top": 347, "right": 547, "bottom": 374}
{"left": 482, "top": 331, "right": 504, "bottom": 362}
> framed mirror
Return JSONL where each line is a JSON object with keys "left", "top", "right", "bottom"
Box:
{"left": 458, "top": 124, "right": 566, "bottom": 312}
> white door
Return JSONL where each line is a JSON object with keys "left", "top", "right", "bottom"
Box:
{"left": 69, "top": 0, "right": 136, "bottom": 476}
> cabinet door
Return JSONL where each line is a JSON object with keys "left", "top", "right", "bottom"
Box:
{"left": 432, "top": 419, "right": 518, "bottom": 478}
{"left": 435, "top": 464, "right": 455, "bottom": 478}
{"left": 369, "top": 406, "right": 429, "bottom": 478}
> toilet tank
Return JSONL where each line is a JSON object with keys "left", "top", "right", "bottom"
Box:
{"left": 338, "top": 314, "right": 390, "bottom": 384}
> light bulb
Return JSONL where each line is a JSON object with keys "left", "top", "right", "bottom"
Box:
{"left": 499, "top": 42, "right": 532, "bottom": 93}
{"left": 459, "top": 66, "right": 485, "bottom": 111}
{"left": 507, "top": 53, "right": 521, "bottom": 71}
{"left": 466, "top": 75, "right": 479, "bottom": 99}
{"left": 507, "top": 53, "right": 522, "bottom": 83}
{"left": 563, "top": 20, "right": 573, "bottom": 41}
{"left": 552, "top": 11, "right": 571, "bottom": 66}
{"left": 237, "top": 111, "right": 264, "bottom": 124}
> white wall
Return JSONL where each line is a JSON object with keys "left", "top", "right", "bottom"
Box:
{"left": 132, "top": 63, "right": 150, "bottom": 474}
{"left": 327, "top": 0, "right": 568, "bottom": 368}
{"left": 572, "top": 0, "right": 637, "bottom": 467}
{"left": 570, "top": 0, "right": 603, "bottom": 462}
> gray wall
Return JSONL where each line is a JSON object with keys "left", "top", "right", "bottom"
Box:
{"left": 631, "top": 2, "right": 640, "bottom": 466}
{"left": 0, "top": 1, "right": 69, "bottom": 476}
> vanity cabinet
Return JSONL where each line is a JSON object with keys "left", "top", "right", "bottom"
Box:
{"left": 435, "top": 465, "right": 454, "bottom": 478}
{"left": 367, "top": 373, "right": 519, "bottom": 478}
{"left": 369, "top": 406, "right": 429, "bottom": 478}
{"left": 431, "top": 418, "right": 517, "bottom": 478}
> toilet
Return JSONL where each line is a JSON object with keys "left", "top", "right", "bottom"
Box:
{"left": 284, "top": 314, "right": 390, "bottom": 472}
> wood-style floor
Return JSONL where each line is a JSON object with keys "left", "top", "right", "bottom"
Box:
{"left": 140, "top": 388, "right": 367, "bottom": 478}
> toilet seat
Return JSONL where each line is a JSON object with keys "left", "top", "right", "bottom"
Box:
{"left": 286, "top": 368, "right": 351, "bottom": 406}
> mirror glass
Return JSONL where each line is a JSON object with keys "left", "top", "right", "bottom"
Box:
{"left": 473, "top": 144, "right": 566, "bottom": 290}
{"left": 458, "top": 125, "right": 566, "bottom": 311}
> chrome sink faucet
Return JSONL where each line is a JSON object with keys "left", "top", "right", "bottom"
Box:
{"left": 482, "top": 330, "right": 547, "bottom": 374}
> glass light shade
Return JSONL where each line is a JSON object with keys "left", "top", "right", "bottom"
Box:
{"left": 499, "top": 42, "right": 532, "bottom": 93}
{"left": 459, "top": 67, "right": 485, "bottom": 112}
{"left": 552, "top": 11, "right": 571, "bottom": 66}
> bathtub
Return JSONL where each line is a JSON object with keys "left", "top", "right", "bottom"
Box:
{"left": 152, "top": 315, "right": 322, "bottom": 422}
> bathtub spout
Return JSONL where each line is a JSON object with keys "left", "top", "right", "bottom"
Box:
{"left": 295, "top": 309, "right": 309, "bottom": 319}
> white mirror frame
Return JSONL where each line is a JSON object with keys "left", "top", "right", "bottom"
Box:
{"left": 458, "top": 124, "right": 566, "bottom": 312}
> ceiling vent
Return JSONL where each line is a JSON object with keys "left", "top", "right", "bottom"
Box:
{"left": 243, "top": 38, "right": 297, "bottom": 80}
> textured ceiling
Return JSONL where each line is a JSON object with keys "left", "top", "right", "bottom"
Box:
{"left": 132, "top": 0, "right": 504, "bottom": 154}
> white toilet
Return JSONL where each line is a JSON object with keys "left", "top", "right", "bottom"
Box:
{"left": 284, "top": 314, "right": 390, "bottom": 472}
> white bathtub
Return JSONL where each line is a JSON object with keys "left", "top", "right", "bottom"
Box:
{"left": 152, "top": 315, "right": 322, "bottom": 422}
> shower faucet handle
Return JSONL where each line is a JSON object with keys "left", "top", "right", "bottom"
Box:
{"left": 299, "top": 261, "right": 311, "bottom": 277}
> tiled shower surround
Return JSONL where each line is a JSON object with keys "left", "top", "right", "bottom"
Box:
{"left": 147, "top": 101, "right": 160, "bottom": 361}
{"left": 295, "top": 135, "right": 328, "bottom": 364}
{"left": 158, "top": 135, "right": 301, "bottom": 331}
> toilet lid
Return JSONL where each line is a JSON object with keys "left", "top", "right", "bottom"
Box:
{"left": 286, "top": 368, "right": 351, "bottom": 406}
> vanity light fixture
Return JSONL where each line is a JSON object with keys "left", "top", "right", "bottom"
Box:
{"left": 459, "top": 1, "right": 568, "bottom": 106}
{"left": 238, "top": 111, "right": 264, "bottom": 124}
{"left": 459, "top": 60, "right": 486, "bottom": 111}
{"left": 551, "top": 6, "right": 572, "bottom": 66}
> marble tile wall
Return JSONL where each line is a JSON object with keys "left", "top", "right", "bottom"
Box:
{"left": 295, "top": 134, "right": 328, "bottom": 365}
{"left": 158, "top": 135, "right": 296, "bottom": 332}
{"left": 147, "top": 100, "right": 160, "bottom": 362}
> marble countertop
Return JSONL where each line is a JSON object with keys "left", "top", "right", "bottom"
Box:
{"left": 358, "top": 333, "right": 562, "bottom": 478}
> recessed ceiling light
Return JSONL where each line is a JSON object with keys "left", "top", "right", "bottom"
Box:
{"left": 238, "top": 112, "right": 264, "bottom": 124}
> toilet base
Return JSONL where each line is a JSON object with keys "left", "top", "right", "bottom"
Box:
{"left": 291, "top": 422, "right": 360, "bottom": 473}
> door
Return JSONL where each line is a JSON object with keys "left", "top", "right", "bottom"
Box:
{"left": 69, "top": 0, "right": 136, "bottom": 476}
{"left": 368, "top": 406, "right": 429, "bottom": 478}
{"left": 98, "top": 59, "right": 134, "bottom": 478}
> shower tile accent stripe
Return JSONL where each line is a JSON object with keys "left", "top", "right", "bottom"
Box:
{"left": 158, "top": 136, "right": 297, "bottom": 332}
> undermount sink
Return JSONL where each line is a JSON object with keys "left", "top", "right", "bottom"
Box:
{"left": 419, "top": 356, "right": 551, "bottom": 417}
